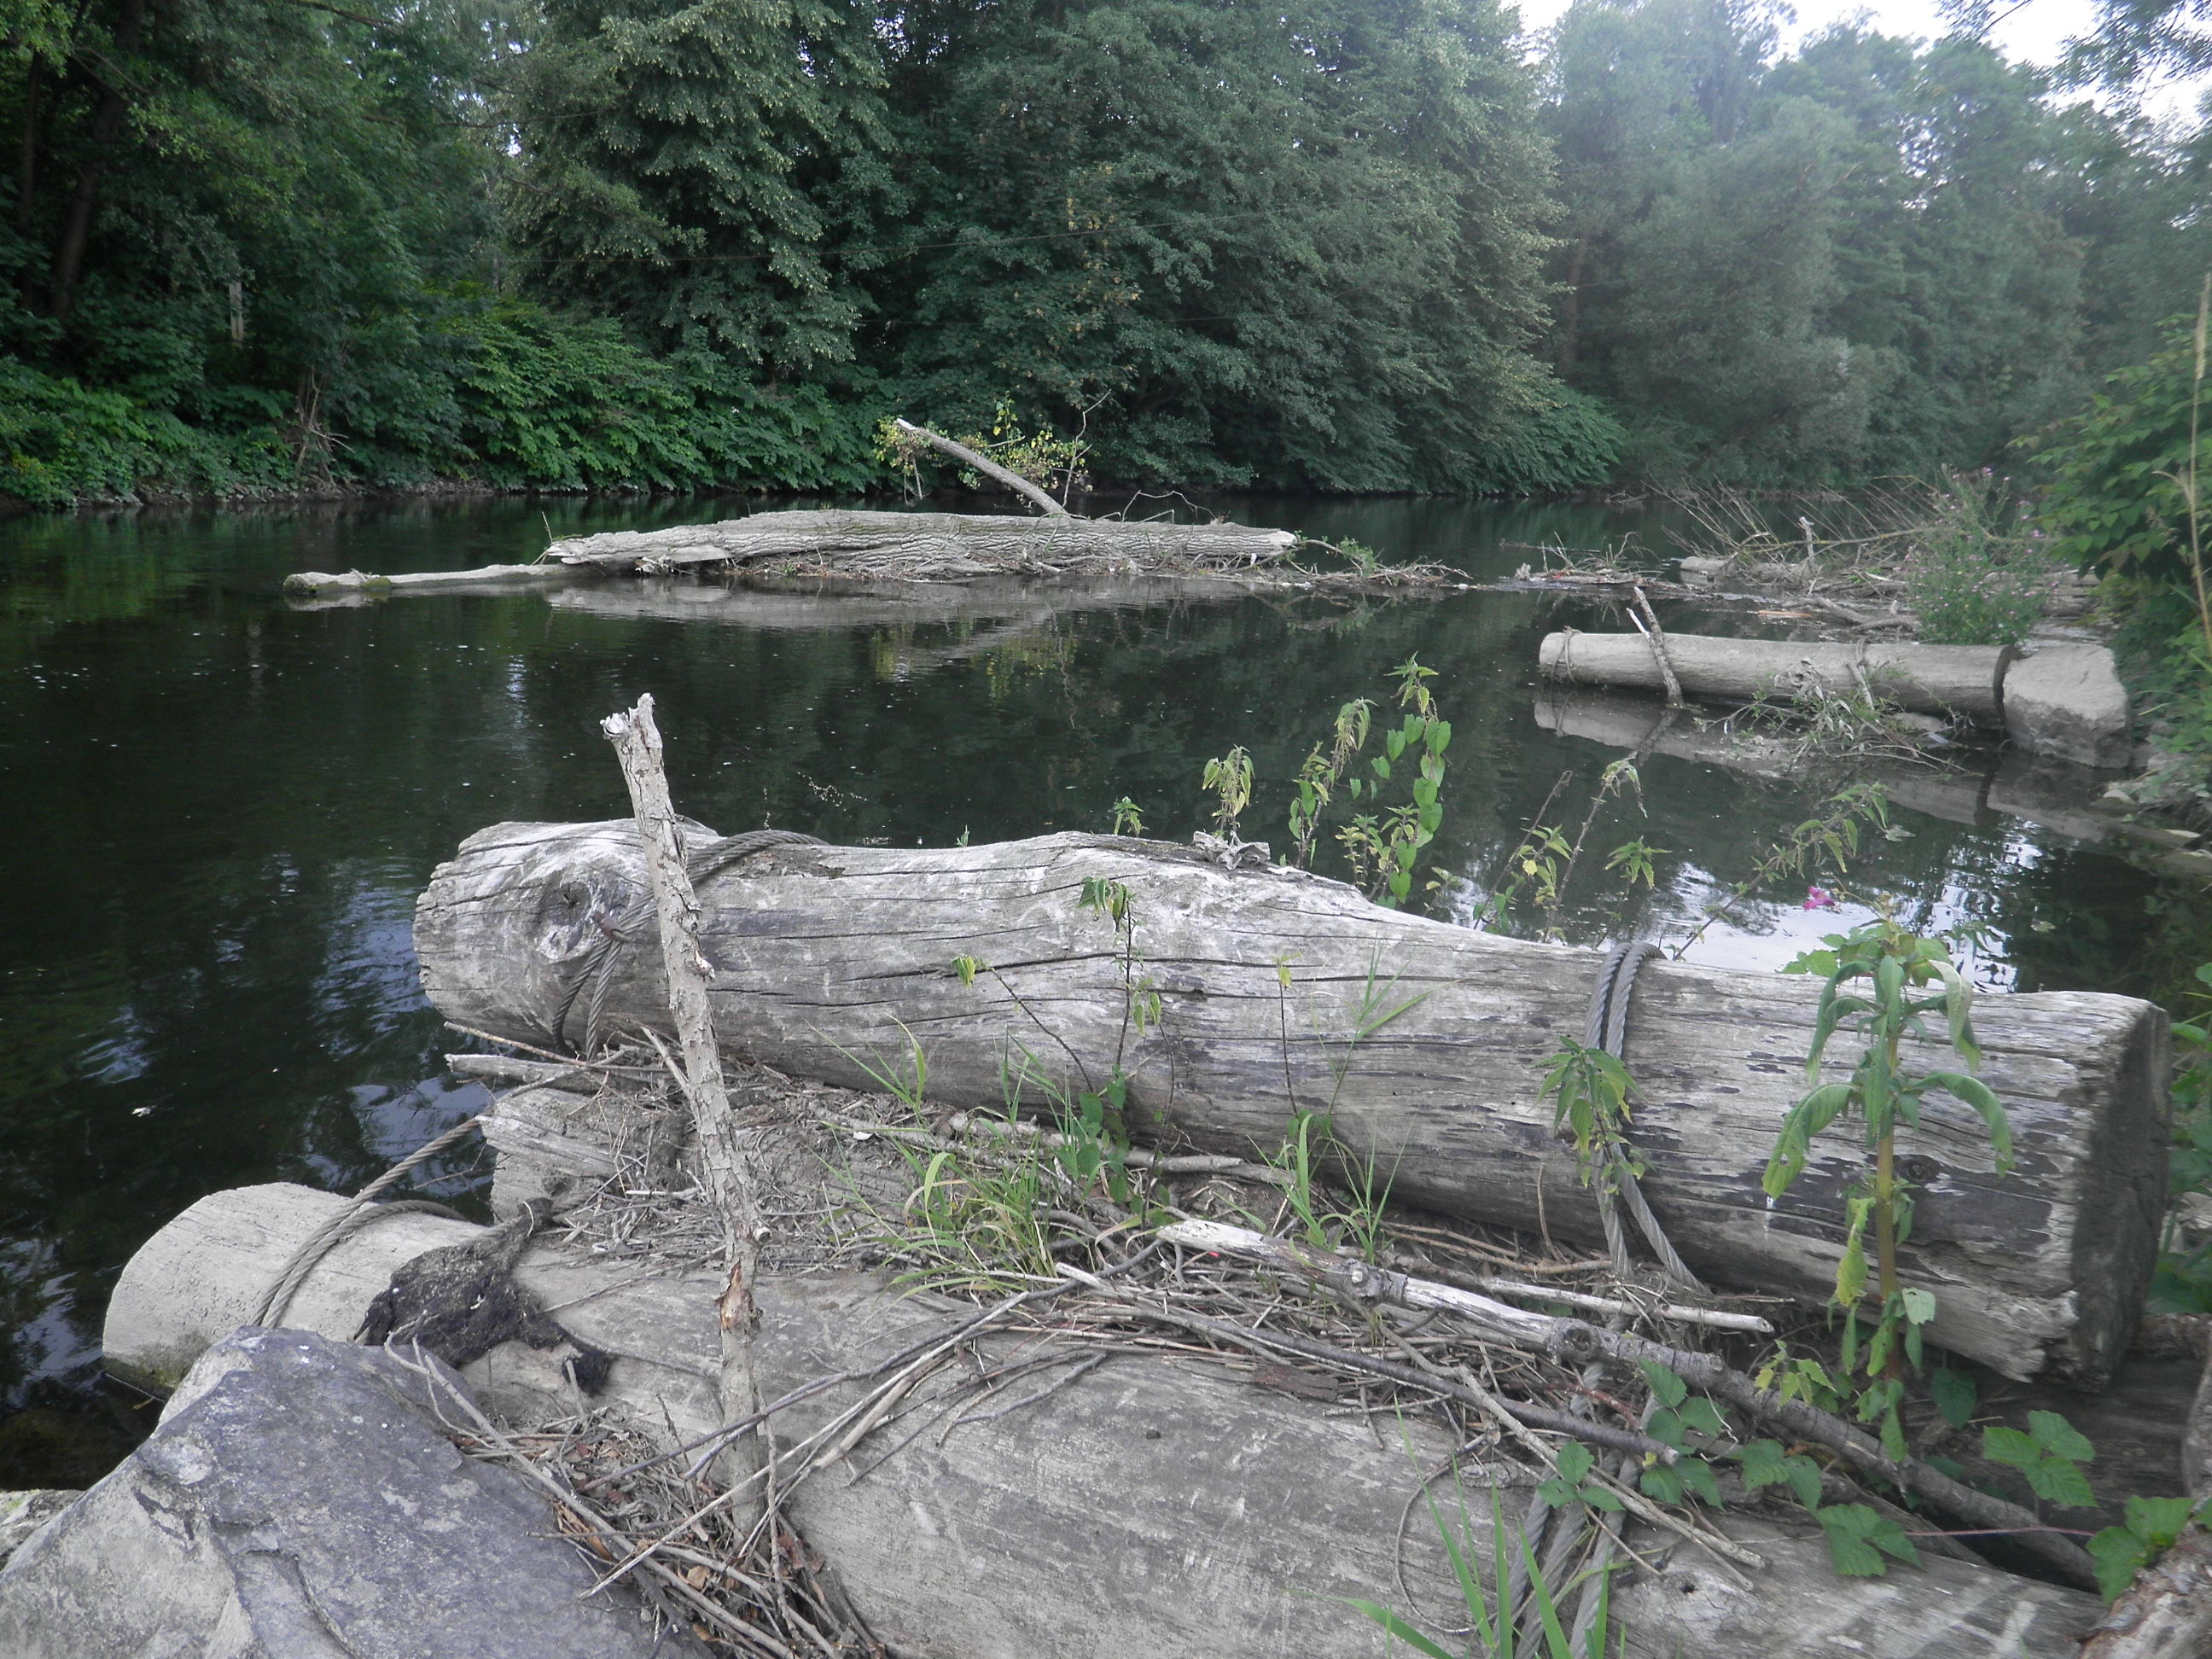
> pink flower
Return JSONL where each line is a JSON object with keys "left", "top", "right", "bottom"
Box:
{"left": 1802, "top": 886, "right": 1837, "bottom": 910}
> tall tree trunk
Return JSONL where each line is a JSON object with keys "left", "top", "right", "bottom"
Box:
{"left": 49, "top": 0, "right": 146, "bottom": 321}
{"left": 1558, "top": 237, "right": 1585, "bottom": 371}
{"left": 15, "top": 58, "right": 40, "bottom": 235}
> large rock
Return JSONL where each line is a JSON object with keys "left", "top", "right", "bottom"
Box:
{"left": 0, "top": 1327, "right": 696, "bottom": 1658}
{"left": 2002, "top": 643, "right": 2133, "bottom": 770}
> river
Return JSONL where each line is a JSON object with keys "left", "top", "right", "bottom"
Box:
{"left": 0, "top": 490, "right": 2199, "bottom": 1482}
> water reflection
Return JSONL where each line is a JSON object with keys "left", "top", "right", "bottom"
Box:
{"left": 0, "top": 490, "right": 2201, "bottom": 1482}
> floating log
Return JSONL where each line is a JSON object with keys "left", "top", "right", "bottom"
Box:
{"left": 283, "top": 511, "right": 1301, "bottom": 597}
{"left": 543, "top": 509, "right": 1297, "bottom": 578}
{"left": 1540, "top": 630, "right": 2012, "bottom": 719}
{"left": 1539, "top": 632, "right": 2133, "bottom": 767}
{"left": 103, "top": 1182, "right": 2104, "bottom": 1659}
{"left": 413, "top": 823, "right": 2168, "bottom": 1383}
{"left": 282, "top": 562, "right": 587, "bottom": 597}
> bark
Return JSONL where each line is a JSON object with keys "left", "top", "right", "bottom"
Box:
{"left": 540, "top": 508, "right": 1296, "bottom": 578}
{"left": 600, "top": 696, "right": 765, "bottom": 1513}
{"left": 49, "top": 0, "right": 145, "bottom": 320}
{"left": 2079, "top": 1530, "right": 2212, "bottom": 1659}
{"left": 105, "top": 1181, "right": 2106, "bottom": 1659}
{"left": 893, "top": 416, "right": 1069, "bottom": 517}
{"left": 413, "top": 824, "right": 2170, "bottom": 1384}
{"left": 281, "top": 563, "right": 585, "bottom": 597}
{"left": 1540, "top": 630, "right": 2012, "bottom": 720}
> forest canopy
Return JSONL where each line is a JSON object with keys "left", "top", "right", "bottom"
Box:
{"left": 1, "top": 0, "right": 2209, "bottom": 501}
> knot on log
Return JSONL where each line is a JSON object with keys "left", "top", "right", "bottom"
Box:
{"left": 1551, "top": 1321, "right": 1606, "bottom": 1365}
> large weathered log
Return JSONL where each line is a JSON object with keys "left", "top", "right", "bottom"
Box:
{"left": 103, "top": 1183, "right": 2104, "bottom": 1659}
{"left": 546, "top": 508, "right": 1296, "bottom": 579}
{"left": 1541, "top": 630, "right": 2011, "bottom": 718}
{"left": 414, "top": 824, "right": 2169, "bottom": 1383}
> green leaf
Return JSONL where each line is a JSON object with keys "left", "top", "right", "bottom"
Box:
{"left": 1982, "top": 1424, "right": 2041, "bottom": 1471}
{"left": 1552, "top": 1441, "right": 1593, "bottom": 1487}
{"left": 1640, "top": 1464, "right": 1684, "bottom": 1505}
{"left": 2089, "top": 1528, "right": 2155, "bottom": 1603}
{"left": 1924, "top": 1071, "right": 2014, "bottom": 1173}
{"left": 1784, "top": 1455, "right": 1825, "bottom": 1509}
{"left": 1738, "top": 1439, "right": 1788, "bottom": 1490}
{"left": 2029, "top": 1411, "right": 2097, "bottom": 1465}
{"left": 1679, "top": 1397, "right": 1730, "bottom": 1439}
{"left": 1646, "top": 1407, "right": 1686, "bottom": 1451}
{"left": 1637, "top": 1361, "right": 1689, "bottom": 1408}
{"left": 1582, "top": 1486, "right": 1625, "bottom": 1513}
{"left": 1818, "top": 1503, "right": 1920, "bottom": 1576}
{"left": 1676, "top": 1456, "right": 1723, "bottom": 1506}
{"left": 1899, "top": 1287, "right": 1936, "bottom": 1325}
{"left": 1337, "top": 1599, "right": 1460, "bottom": 1659}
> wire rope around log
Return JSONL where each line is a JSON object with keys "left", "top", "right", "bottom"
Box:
{"left": 249, "top": 1115, "right": 485, "bottom": 1328}
{"left": 1582, "top": 938, "right": 1703, "bottom": 1290}
{"left": 550, "top": 829, "right": 825, "bottom": 1057}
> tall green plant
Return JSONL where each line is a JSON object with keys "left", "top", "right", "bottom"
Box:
{"left": 1340, "top": 657, "right": 1452, "bottom": 909}
{"left": 1761, "top": 917, "right": 2012, "bottom": 1459}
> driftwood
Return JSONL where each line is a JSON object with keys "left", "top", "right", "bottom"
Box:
{"left": 1539, "top": 632, "right": 2135, "bottom": 766}
{"left": 283, "top": 509, "right": 1298, "bottom": 596}
{"left": 413, "top": 822, "right": 2169, "bottom": 1383}
{"left": 103, "top": 1182, "right": 2104, "bottom": 1659}
{"left": 889, "top": 418, "right": 1069, "bottom": 516}
{"left": 1540, "top": 630, "right": 2012, "bottom": 719}
{"left": 602, "top": 695, "right": 766, "bottom": 1507}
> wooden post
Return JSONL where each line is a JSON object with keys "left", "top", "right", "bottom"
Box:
{"left": 894, "top": 417, "right": 1071, "bottom": 517}
{"left": 600, "top": 695, "right": 765, "bottom": 1522}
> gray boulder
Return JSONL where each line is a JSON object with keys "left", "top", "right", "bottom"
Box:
{"left": 0, "top": 1327, "right": 700, "bottom": 1658}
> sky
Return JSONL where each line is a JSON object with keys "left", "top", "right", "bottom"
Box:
{"left": 1512, "top": 0, "right": 2211, "bottom": 124}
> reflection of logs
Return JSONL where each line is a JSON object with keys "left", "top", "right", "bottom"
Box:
{"left": 1533, "top": 687, "right": 2169, "bottom": 860}
{"left": 415, "top": 821, "right": 2170, "bottom": 1382}
{"left": 104, "top": 1182, "right": 2104, "bottom": 1659}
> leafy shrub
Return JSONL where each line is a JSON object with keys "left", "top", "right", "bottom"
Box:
{"left": 1902, "top": 470, "right": 2064, "bottom": 646}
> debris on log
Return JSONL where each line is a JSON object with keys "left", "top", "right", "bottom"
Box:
{"left": 102, "top": 1182, "right": 2105, "bottom": 1659}
{"left": 1538, "top": 632, "right": 2134, "bottom": 766}
{"left": 412, "top": 821, "right": 2170, "bottom": 1383}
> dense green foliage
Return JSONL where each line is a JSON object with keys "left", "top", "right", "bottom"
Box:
{"left": 1540, "top": 0, "right": 2212, "bottom": 483}
{"left": 3, "top": 0, "right": 2211, "bottom": 500}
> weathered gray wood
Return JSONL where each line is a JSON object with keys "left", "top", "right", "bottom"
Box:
{"left": 602, "top": 694, "right": 765, "bottom": 1507}
{"left": 103, "top": 1182, "right": 2103, "bottom": 1659}
{"left": 414, "top": 824, "right": 2169, "bottom": 1384}
{"left": 282, "top": 562, "right": 586, "bottom": 596}
{"left": 545, "top": 508, "right": 1296, "bottom": 578}
{"left": 892, "top": 417, "right": 1070, "bottom": 516}
{"left": 1540, "top": 630, "right": 2011, "bottom": 719}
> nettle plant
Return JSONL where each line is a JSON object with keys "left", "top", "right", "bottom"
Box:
{"left": 1762, "top": 917, "right": 2011, "bottom": 1459}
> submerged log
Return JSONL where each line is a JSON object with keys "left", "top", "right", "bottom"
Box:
{"left": 104, "top": 1182, "right": 2104, "bottom": 1659}
{"left": 1540, "top": 630, "right": 2011, "bottom": 719}
{"left": 282, "top": 562, "right": 586, "bottom": 597}
{"left": 414, "top": 823, "right": 2169, "bottom": 1383}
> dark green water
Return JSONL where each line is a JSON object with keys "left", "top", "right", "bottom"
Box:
{"left": 0, "top": 492, "right": 2202, "bottom": 1482}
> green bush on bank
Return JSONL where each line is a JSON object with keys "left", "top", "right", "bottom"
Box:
{"left": 0, "top": 300, "right": 887, "bottom": 508}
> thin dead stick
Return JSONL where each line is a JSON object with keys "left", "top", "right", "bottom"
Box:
{"left": 1058, "top": 1268, "right": 1666, "bottom": 1464}
{"left": 1627, "top": 585, "right": 1687, "bottom": 708}
{"left": 1168, "top": 1219, "right": 2091, "bottom": 1586}
{"left": 893, "top": 417, "right": 1069, "bottom": 518}
{"left": 1421, "top": 1343, "right": 1760, "bottom": 1585}
{"left": 387, "top": 1346, "right": 794, "bottom": 1659}
{"left": 602, "top": 693, "right": 765, "bottom": 1519}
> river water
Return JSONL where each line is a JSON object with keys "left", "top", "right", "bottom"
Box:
{"left": 0, "top": 492, "right": 2201, "bottom": 1482}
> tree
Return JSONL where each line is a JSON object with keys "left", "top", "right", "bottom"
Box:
{"left": 509, "top": 0, "right": 898, "bottom": 375}
{"left": 863, "top": 0, "right": 1615, "bottom": 492}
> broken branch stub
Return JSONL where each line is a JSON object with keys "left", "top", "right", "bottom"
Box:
{"left": 599, "top": 695, "right": 764, "bottom": 1512}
